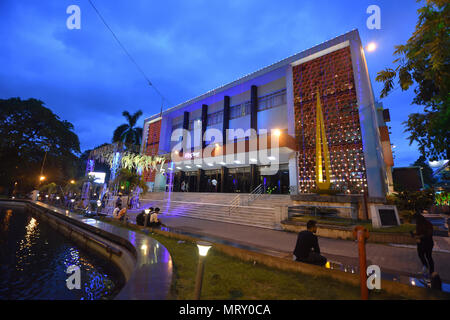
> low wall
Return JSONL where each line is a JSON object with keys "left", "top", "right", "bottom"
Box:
{"left": 281, "top": 220, "right": 416, "bottom": 245}
{"left": 24, "top": 202, "right": 136, "bottom": 281}
{"left": 290, "top": 194, "right": 386, "bottom": 220}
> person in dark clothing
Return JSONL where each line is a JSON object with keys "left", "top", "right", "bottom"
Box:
{"left": 412, "top": 212, "right": 435, "bottom": 276}
{"left": 136, "top": 210, "right": 145, "bottom": 226}
{"left": 115, "top": 196, "right": 122, "bottom": 209}
{"left": 293, "top": 220, "right": 327, "bottom": 266}
{"left": 430, "top": 272, "right": 442, "bottom": 291}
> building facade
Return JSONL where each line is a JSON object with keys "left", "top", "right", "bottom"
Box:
{"left": 141, "top": 29, "right": 393, "bottom": 199}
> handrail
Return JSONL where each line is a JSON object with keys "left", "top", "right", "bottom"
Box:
{"left": 228, "top": 194, "right": 241, "bottom": 215}
{"left": 247, "top": 184, "right": 264, "bottom": 205}
{"left": 229, "top": 184, "right": 264, "bottom": 214}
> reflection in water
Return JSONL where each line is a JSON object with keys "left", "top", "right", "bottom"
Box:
{"left": 0, "top": 206, "right": 124, "bottom": 300}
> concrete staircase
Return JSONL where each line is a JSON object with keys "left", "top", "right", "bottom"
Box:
{"left": 113, "top": 192, "right": 293, "bottom": 229}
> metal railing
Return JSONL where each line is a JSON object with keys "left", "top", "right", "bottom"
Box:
{"left": 247, "top": 184, "right": 264, "bottom": 205}
{"left": 228, "top": 194, "right": 241, "bottom": 215}
{"left": 229, "top": 184, "right": 265, "bottom": 214}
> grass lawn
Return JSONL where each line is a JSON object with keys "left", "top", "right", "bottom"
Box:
{"left": 101, "top": 218, "right": 405, "bottom": 300}
{"left": 290, "top": 215, "right": 416, "bottom": 234}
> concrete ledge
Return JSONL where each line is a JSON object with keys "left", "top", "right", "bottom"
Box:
{"left": 281, "top": 220, "right": 417, "bottom": 245}
{"left": 24, "top": 202, "right": 136, "bottom": 282}
{"left": 134, "top": 224, "right": 448, "bottom": 300}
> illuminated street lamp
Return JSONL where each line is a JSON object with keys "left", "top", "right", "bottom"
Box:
{"left": 144, "top": 208, "right": 150, "bottom": 227}
{"left": 39, "top": 176, "right": 46, "bottom": 182}
{"left": 96, "top": 199, "right": 102, "bottom": 215}
{"left": 70, "top": 180, "right": 75, "bottom": 184}
{"left": 273, "top": 129, "right": 282, "bottom": 137}
{"left": 366, "top": 42, "right": 376, "bottom": 52}
{"left": 194, "top": 241, "right": 212, "bottom": 300}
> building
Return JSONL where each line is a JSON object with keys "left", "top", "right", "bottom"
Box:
{"left": 140, "top": 29, "right": 393, "bottom": 199}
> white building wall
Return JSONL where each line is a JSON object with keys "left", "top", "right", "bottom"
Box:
{"left": 349, "top": 39, "right": 388, "bottom": 199}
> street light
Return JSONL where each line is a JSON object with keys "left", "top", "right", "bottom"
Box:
{"left": 194, "top": 241, "right": 212, "bottom": 300}
{"left": 273, "top": 129, "right": 282, "bottom": 137}
{"left": 70, "top": 180, "right": 75, "bottom": 184}
{"left": 366, "top": 42, "right": 376, "bottom": 52}
{"left": 144, "top": 208, "right": 151, "bottom": 227}
{"left": 39, "top": 176, "right": 46, "bottom": 182}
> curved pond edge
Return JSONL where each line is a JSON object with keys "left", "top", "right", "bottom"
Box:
{"left": 0, "top": 199, "right": 173, "bottom": 300}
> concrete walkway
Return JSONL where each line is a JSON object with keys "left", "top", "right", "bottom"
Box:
{"left": 152, "top": 213, "right": 450, "bottom": 282}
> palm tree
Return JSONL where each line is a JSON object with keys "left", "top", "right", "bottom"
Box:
{"left": 112, "top": 110, "right": 143, "bottom": 145}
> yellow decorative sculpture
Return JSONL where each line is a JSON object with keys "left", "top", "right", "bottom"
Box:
{"left": 315, "top": 89, "right": 331, "bottom": 190}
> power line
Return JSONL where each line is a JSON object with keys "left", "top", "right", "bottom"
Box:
{"left": 87, "top": 0, "right": 170, "bottom": 106}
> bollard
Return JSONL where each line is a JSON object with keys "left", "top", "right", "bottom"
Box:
{"left": 353, "top": 226, "right": 370, "bottom": 300}
{"left": 194, "top": 255, "right": 206, "bottom": 300}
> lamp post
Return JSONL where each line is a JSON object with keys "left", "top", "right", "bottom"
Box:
{"left": 353, "top": 226, "right": 370, "bottom": 300}
{"left": 96, "top": 199, "right": 102, "bottom": 215}
{"left": 194, "top": 241, "right": 212, "bottom": 300}
{"left": 144, "top": 208, "right": 150, "bottom": 228}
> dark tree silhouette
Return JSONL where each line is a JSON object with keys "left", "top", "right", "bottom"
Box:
{"left": 0, "top": 98, "right": 80, "bottom": 194}
{"left": 112, "top": 110, "right": 143, "bottom": 145}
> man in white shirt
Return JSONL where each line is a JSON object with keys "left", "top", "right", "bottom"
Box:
{"left": 112, "top": 207, "right": 120, "bottom": 218}
{"left": 150, "top": 207, "right": 161, "bottom": 226}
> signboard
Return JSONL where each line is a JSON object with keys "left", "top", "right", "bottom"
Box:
{"left": 369, "top": 204, "right": 400, "bottom": 228}
{"left": 379, "top": 209, "right": 398, "bottom": 226}
{"left": 88, "top": 172, "right": 106, "bottom": 184}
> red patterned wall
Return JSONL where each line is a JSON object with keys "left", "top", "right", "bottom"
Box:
{"left": 293, "top": 47, "right": 368, "bottom": 194}
{"left": 143, "top": 119, "right": 161, "bottom": 182}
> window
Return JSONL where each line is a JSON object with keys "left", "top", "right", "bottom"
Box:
{"left": 207, "top": 110, "right": 223, "bottom": 126}
{"left": 188, "top": 118, "right": 202, "bottom": 130}
{"left": 257, "top": 89, "right": 286, "bottom": 112}
{"left": 230, "top": 101, "right": 250, "bottom": 119}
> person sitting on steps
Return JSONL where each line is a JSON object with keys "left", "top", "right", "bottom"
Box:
{"left": 293, "top": 220, "right": 327, "bottom": 266}
{"left": 136, "top": 210, "right": 145, "bottom": 226}
{"left": 149, "top": 207, "right": 161, "bottom": 227}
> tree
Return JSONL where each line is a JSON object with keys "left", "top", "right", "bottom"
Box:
{"left": 0, "top": 98, "right": 81, "bottom": 194}
{"left": 412, "top": 156, "right": 436, "bottom": 187}
{"left": 112, "top": 168, "right": 148, "bottom": 194}
{"left": 112, "top": 110, "right": 143, "bottom": 145}
{"left": 376, "top": 0, "right": 449, "bottom": 160}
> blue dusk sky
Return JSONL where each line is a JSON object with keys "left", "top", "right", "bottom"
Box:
{"left": 0, "top": 0, "right": 426, "bottom": 166}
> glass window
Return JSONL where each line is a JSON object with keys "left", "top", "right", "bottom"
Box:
{"left": 257, "top": 89, "right": 286, "bottom": 112}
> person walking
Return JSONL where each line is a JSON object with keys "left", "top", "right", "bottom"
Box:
{"left": 412, "top": 212, "right": 435, "bottom": 277}
{"left": 293, "top": 220, "right": 327, "bottom": 266}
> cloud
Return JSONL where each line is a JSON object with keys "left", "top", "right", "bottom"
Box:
{"left": 0, "top": 0, "right": 425, "bottom": 166}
